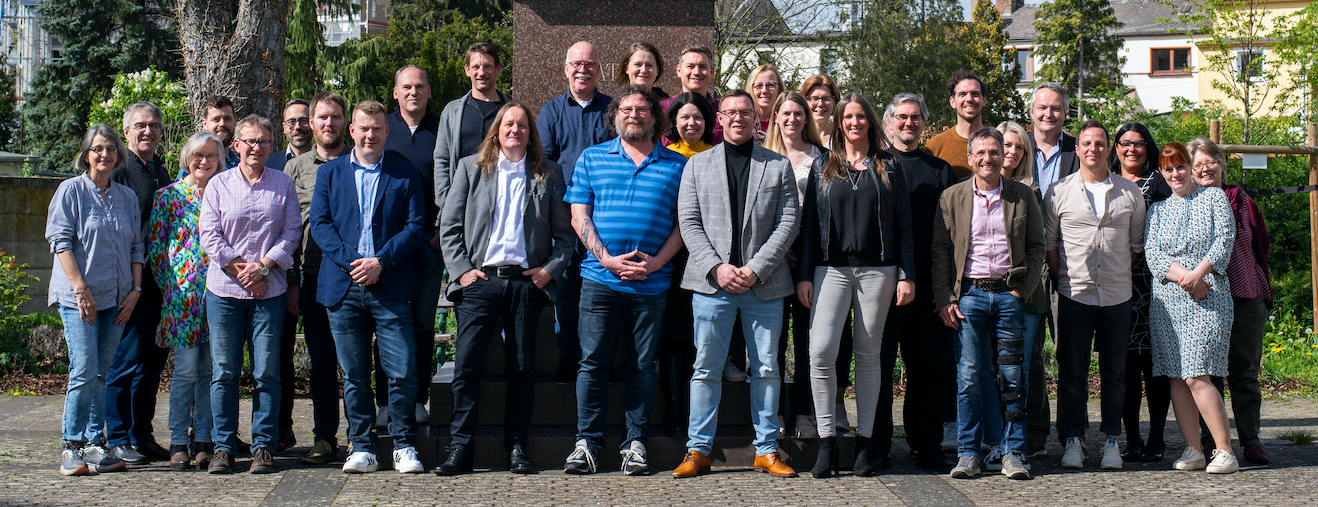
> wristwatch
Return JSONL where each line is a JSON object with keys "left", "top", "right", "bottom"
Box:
{"left": 133, "top": 286, "right": 142, "bottom": 292}
{"left": 259, "top": 264, "right": 270, "bottom": 276}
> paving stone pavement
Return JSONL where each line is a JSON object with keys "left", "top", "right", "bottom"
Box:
{"left": 1, "top": 394, "right": 1316, "bottom": 506}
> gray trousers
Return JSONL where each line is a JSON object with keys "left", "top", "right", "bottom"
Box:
{"left": 808, "top": 265, "right": 897, "bottom": 438}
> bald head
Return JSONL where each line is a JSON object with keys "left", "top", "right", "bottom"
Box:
{"left": 393, "top": 65, "right": 431, "bottom": 118}
{"left": 563, "top": 41, "right": 600, "bottom": 101}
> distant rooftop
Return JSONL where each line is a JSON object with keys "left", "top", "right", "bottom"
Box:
{"left": 1005, "top": 0, "right": 1198, "bottom": 42}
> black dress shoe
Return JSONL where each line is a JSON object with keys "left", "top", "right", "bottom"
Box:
{"left": 510, "top": 444, "right": 535, "bottom": 474}
{"left": 275, "top": 428, "right": 297, "bottom": 455}
{"left": 915, "top": 448, "right": 954, "bottom": 474}
{"left": 1139, "top": 440, "right": 1166, "bottom": 462}
{"left": 110, "top": 444, "right": 149, "bottom": 465}
{"left": 434, "top": 445, "right": 473, "bottom": 476}
{"left": 1121, "top": 436, "right": 1144, "bottom": 461}
{"left": 136, "top": 439, "right": 171, "bottom": 461}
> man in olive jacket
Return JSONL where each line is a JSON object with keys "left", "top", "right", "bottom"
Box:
{"left": 931, "top": 127, "right": 1044, "bottom": 480}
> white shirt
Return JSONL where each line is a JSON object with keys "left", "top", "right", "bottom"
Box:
{"left": 1083, "top": 174, "right": 1114, "bottom": 219}
{"left": 483, "top": 152, "right": 529, "bottom": 268}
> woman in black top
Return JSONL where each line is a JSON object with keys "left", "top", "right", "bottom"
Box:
{"left": 1110, "top": 121, "right": 1173, "bottom": 462}
{"left": 796, "top": 93, "right": 915, "bottom": 477}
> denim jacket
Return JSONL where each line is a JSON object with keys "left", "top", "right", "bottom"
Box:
{"left": 796, "top": 149, "right": 916, "bottom": 283}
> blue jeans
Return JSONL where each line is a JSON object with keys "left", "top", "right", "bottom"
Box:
{"left": 59, "top": 307, "right": 124, "bottom": 444}
{"left": 169, "top": 343, "right": 213, "bottom": 445}
{"left": 104, "top": 278, "right": 167, "bottom": 448}
{"left": 984, "top": 311, "right": 1043, "bottom": 449}
{"left": 575, "top": 279, "right": 665, "bottom": 451}
{"left": 327, "top": 285, "right": 417, "bottom": 454}
{"left": 954, "top": 286, "right": 1026, "bottom": 457}
{"left": 206, "top": 292, "right": 285, "bottom": 453}
{"left": 688, "top": 289, "right": 783, "bottom": 456}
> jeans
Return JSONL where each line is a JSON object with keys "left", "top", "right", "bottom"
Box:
{"left": 449, "top": 275, "right": 545, "bottom": 449}
{"left": 992, "top": 312, "right": 1041, "bottom": 448}
{"left": 169, "top": 343, "right": 213, "bottom": 445}
{"left": 299, "top": 270, "right": 340, "bottom": 444}
{"left": 954, "top": 286, "right": 1027, "bottom": 457}
{"left": 207, "top": 292, "right": 286, "bottom": 453}
{"left": 688, "top": 289, "right": 784, "bottom": 456}
{"left": 1205, "top": 295, "right": 1268, "bottom": 446}
{"left": 327, "top": 285, "right": 417, "bottom": 454}
{"left": 555, "top": 250, "right": 586, "bottom": 363}
{"left": 809, "top": 266, "right": 897, "bottom": 438}
{"left": 575, "top": 279, "right": 665, "bottom": 451}
{"left": 104, "top": 278, "right": 167, "bottom": 448}
{"left": 1056, "top": 296, "right": 1130, "bottom": 438}
{"left": 375, "top": 240, "right": 445, "bottom": 408}
{"left": 59, "top": 307, "right": 124, "bottom": 444}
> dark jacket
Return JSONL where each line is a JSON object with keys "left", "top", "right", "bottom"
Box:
{"left": 111, "top": 151, "right": 171, "bottom": 238}
{"left": 1031, "top": 132, "right": 1080, "bottom": 190}
{"left": 439, "top": 154, "right": 576, "bottom": 302}
{"left": 386, "top": 108, "right": 442, "bottom": 229}
{"left": 309, "top": 153, "right": 425, "bottom": 306}
{"left": 931, "top": 177, "right": 1046, "bottom": 306}
{"left": 796, "top": 150, "right": 916, "bottom": 283}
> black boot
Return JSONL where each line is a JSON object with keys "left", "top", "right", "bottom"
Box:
{"left": 853, "top": 436, "right": 874, "bottom": 477}
{"left": 812, "top": 437, "right": 838, "bottom": 478}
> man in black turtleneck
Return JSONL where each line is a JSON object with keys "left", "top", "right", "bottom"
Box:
{"left": 725, "top": 131, "right": 754, "bottom": 267}
{"left": 874, "top": 93, "right": 958, "bottom": 473}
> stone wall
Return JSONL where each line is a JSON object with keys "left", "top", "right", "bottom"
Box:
{"left": 0, "top": 176, "right": 67, "bottom": 314}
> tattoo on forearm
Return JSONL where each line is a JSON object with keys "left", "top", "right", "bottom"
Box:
{"left": 579, "top": 217, "right": 606, "bottom": 258}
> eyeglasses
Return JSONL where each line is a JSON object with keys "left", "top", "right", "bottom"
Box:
{"left": 236, "top": 139, "right": 273, "bottom": 148}
{"left": 88, "top": 146, "right": 117, "bottom": 155}
{"left": 191, "top": 153, "right": 221, "bottom": 162}
{"left": 1193, "top": 160, "right": 1222, "bottom": 170}
{"left": 283, "top": 118, "right": 310, "bottom": 127}
{"left": 131, "top": 122, "right": 163, "bottom": 132}
{"left": 892, "top": 114, "right": 924, "bottom": 123}
{"left": 1117, "top": 141, "right": 1147, "bottom": 149}
{"left": 566, "top": 60, "right": 599, "bottom": 69}
{"left": 806, "top": 95, "right": 835, "bottom": 104}
{"left": 719, "top": 109, "right": 755, "bottom": 119}
{"left": 618, "top": 107, "right": 651, "bottom": 116}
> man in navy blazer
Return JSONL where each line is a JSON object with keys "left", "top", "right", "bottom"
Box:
{"left": 309, "top": 100, "right": 427, "bottom": 474}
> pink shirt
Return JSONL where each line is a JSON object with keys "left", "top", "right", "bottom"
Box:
{"left": 964, "top": 180, "right": 1011, "bottom": 279}
{"left": 199, "top": 167, "right": 302, "bottom": 299}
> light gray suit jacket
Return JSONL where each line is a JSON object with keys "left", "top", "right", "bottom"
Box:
{"left": 439, "top": 154, "right": 576, "bottom": 301}
{"left": 678, "top": 142, "right": 799, "bottom": 299}
{"left": 432, "top": 89, "right": 513, "bottom": 211}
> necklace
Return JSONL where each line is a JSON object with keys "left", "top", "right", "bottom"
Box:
{"left": 846, "top": 159, "right": 864, "bottom": 190}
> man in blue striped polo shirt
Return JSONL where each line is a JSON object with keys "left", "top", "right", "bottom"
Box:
{"left": 562, "top": 85, "right": 687, "bottom": 476}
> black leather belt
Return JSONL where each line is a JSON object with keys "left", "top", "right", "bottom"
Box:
{"left": 964, "top": 278, "right": 1008, "bottom": 292}
{"left": 483, "top": 265, "right": 527, "bottom": 279}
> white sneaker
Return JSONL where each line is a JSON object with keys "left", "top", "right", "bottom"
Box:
{"left": 983, "top": 446, "right": 1005, "bottom": 471}
{"left": 1100, "top": 439, "right": 1123, "bottom": 470}
{"left": 950, "top": 455, "right": 982, "bottom": 479}
{"left": 1206, "top": 449, "right": 1240, "bottom": 474}
{"left": 835, "top": 403, "right": 852, "bottom": 434}
{"left": 723, "top": 360, "right": 748, "bottom": 382}
{"left": 1174, "top": 447, "right": 1206, "bottom": 470}
{"left": 619, "top": 441, "right": 649, "bottom": 476}
{"left": 941, "top": 422, "right": 958, "bottom": 451}
{"left": 342, "top": 451, "right": 378, "bottom": 473}
{"left": 392, "top": 447, "right": 424, "bottom": 473}
{"left": 1061, "top": 438, "right": 1086, "bottom": 469}
{"left": 1001, "top": 452, "right": 1031, "bottom": 480}
{"left": 415, "top": 403, "right": 430, "bottom": 425}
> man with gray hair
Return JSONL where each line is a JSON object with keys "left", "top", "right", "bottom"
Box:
{"left": 104, "top": 101, "right": 173, "bottom": 464}
{"left": 874, "top": 92, "right": 958, "bottom": 472}
{"left": 1030, "top": 82, "right": 1079, "bottom": 195}
{"left": 933, "top": 126, "right": 1044, "bottom": 480}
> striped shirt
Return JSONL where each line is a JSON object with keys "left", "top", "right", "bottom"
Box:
{"left": 565, "top": 137, "right": 686, "bottom": 295}
{"left": 199, "top": 166, "right": 302, "bottom": 299}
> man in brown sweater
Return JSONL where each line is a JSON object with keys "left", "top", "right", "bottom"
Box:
{"left": 924, "top": 70, "right": 986, "bottom": 180}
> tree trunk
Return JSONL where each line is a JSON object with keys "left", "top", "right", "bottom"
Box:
{"left": 176, "top": 0, "right": 290, "bottom": 125}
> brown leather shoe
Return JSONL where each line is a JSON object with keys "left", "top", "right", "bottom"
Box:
{"left": 671, "top": 450, "right": 711, "bottom": 478}
{"left": 754, "top": 452, "right": 798, "bottom": 477}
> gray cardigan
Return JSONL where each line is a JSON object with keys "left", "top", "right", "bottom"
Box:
{"left": 677, "top": 142, "right": 799, "bottom": 299}
{"left": 432, "top": 89, "right": 512, "bottom": 211}
{"left": 439, "top": 153, "right": 575, "bottom": 301}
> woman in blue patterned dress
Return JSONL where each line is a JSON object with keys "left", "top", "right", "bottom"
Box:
{"left": 1144, "top": 142, "right": 1239, "bottom": 474}
{"left": 148, "top": 132, "right": 223, "bottom": 470}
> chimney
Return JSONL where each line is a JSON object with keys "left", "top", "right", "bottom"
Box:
{"left": 997, "top": 0, "right": 1024, "bottom": 16}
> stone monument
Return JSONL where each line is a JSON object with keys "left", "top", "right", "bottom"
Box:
{"left": 512, "top": 0, "right": 716, "bottom": 110}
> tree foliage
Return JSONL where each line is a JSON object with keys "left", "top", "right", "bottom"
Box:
{"left": 22, "top": 0, "right": 180, "bottom": 172}
{"left": 960, "top": 0, "right": 1026, "bottom": 125}
{"left": 1272, "top": 2, "right": 1318, "bottom": 122}
{"left": 1032, "top": 0, "right": 1125, "bottom": 119}
{"left": 844, "top": 0, "right": 967, "bottom": 129}
{"left": 87, "top": 68, "right": 190, "bottom": 162}
{"left": 0, "top": 66, "right": 19, "bottom": 151}
{"left": 1176, "top": 0, "right": 1283, "bottom": 143}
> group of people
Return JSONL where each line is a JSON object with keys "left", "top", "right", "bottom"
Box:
{"left": 45, "top": 39, "right": 1274, "bottom": 481}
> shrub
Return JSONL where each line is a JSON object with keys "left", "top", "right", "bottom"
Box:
{"left": 0, "top": 249, "right": 41, "bottom": 374}
{"left": 86, "top": 68, "right": 190, "bottom": 165}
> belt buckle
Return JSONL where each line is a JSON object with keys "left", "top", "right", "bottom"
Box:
{"left": 496, "top": 266, "right": 517, "bottom": 278}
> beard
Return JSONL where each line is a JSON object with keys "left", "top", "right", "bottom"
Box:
{"left": 316, "top": 129, "right": 344, "bottom": 150}
{"left": 617, "top": 119, "right": 653, "bottom": 142}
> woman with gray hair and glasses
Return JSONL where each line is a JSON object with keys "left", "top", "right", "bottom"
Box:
{"left": 46, "top": 124, "right": 143, "bottom": 476}
{"left": 147, "top": 132, "right": 225, "bottom": 470}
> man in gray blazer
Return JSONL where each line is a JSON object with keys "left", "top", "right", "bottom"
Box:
{"left": 672, "top": 89, "right": 799, "bottom": 478}
{"left": 435, "top": 102, "right": 575, "bottom": 476}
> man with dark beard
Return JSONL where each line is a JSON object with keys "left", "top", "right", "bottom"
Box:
{"left": 285, "top": 91, "right": 352, "bottom": 465}
{"left": 201, "top": 95, "right": 240, "bottom": 169}
{"left": 560, "top": 86, "right": 685, "bottom": 476}
{"left": 269, "top": 99, "right": 313, "bottom": 172}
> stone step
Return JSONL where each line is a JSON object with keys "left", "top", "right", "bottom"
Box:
{"left": 379, "top": 426, "right": 857, "bottom": 471}
{"left": 427, "top": 362, "right": 804, "bottom": 427}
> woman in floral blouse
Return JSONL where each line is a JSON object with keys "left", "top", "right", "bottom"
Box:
{"left": 147, "top": 132, "right": 223, "bottom": 470}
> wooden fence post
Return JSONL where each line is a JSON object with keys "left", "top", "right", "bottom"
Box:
{"left": 1211, "top": 119, "right": 1222, "bottom": 144}
{"left": 1310, "top": 122, "right": 1317, "bottom": 331}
